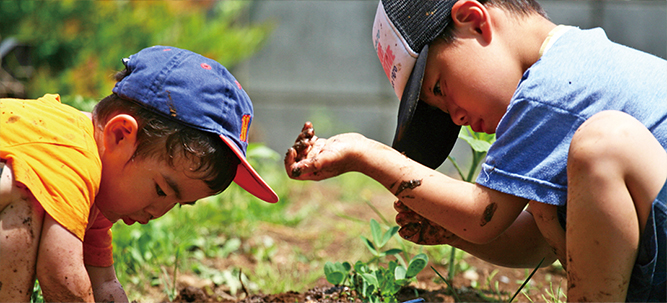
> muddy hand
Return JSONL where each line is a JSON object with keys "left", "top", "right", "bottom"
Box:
{"left": 292, "top": 122, "right": 317, "bottom": 162}
{"left": 285, "top": 122, "right": 364, "bottom": 181}
{"left": 285, "top": 122, "right": 318, "bottom": 178}
{"left": 394, "top": 200, "right": 457, "bottom": 246}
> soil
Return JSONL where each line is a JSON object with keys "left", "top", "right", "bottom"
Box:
{"left": 166, "top": 258, "right": 566, "bottom": 303}
{"left": 141, "top": 180, "right": 568, "bottom": 303}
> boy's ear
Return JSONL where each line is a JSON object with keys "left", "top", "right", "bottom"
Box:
{"left": 451, "top": 0, "right": 492, "bottom": 44}
{"left": 102, "top": 114, "right": 139, "bottom": 161}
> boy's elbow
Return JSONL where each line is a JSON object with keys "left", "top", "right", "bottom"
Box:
{"left": 36, "top": 263, "right": 94, "bottom": 302}
{"left": 463, "top": 223, "right": 507, "bottom": 245}
{"left": 467, "top": 230, "right": 502, "bottom": 245}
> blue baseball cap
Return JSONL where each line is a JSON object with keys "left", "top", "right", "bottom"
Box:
{"left": 112, "top": 45, "right": 278, "bottom": 203}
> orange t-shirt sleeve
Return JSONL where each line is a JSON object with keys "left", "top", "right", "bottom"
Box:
{"left": 0, "top": 94, "right": 101, "bottom": 241}
{"left": 83, "top": 210, "right": 114, "bottom": 267}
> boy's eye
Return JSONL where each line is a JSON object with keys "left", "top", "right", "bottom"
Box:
{"left": 155, "top": 184, "right": 166, "bottom": 197}
{"left": 433, "top": 81, "right": 442, "bottom": 96}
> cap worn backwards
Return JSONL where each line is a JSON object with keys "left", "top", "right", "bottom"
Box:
{"left": 113, "top": 45, "right": 278, "bottom": 203}
{"left": 372, "top": 0, "right": 462, "bottom": 169}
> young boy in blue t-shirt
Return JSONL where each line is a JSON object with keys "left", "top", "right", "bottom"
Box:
{"left": 285, "top": 0, "right": 666, "bottom": 301}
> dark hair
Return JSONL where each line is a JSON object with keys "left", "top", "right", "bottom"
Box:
{"left": 435, "top": 0, "right": 548, "bottom": 45}
{"left": 93, "top": 69, "right": 239, "bottom": 194}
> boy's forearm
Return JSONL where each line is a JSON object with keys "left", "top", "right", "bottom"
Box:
{"left": 357, "top": 139, "right": 528, "bottom": 244}
{"left": 87, "top": 265, "right": 129, "bottom": 303}
{"left": 452, "top": 210, "right": 558, "bottom": 268}
{"left": 37, "top": 215, "right": 96, "bottom": 302}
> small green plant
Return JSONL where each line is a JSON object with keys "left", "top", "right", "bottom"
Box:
{"left": 323, "top": 219, "right": 428, "bottom": 303}
{"left": 536, "top": 281, "right": 567, "bottom": 303}
{"left": 361, "top": 219, "right": 402, "bottom": 266}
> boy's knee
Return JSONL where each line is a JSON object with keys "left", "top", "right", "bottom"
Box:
{"left": 569, "top": 110, "right": 644, "bottom": 170}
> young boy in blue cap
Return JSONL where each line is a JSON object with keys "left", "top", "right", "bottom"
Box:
{"left": 285, "top": 0, "right": 666, "bottom": 301}
{"left": 0, "top": 45, "right": 278, "bottom": 302}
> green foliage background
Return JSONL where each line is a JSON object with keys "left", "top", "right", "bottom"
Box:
{"left": 0, "top": 0, "right": 272, "bottom": 99}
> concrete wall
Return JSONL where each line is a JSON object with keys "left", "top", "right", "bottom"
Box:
{"left": 236, "top": 0, "right": 667, "bottom": 171}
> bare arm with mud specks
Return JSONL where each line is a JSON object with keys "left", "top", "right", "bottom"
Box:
{"left": 285, "top": 122, "right": 555, "bottom": 267}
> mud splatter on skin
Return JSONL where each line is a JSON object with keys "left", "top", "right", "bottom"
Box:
{"left": 480, "top": 202, "right": 498, "bottom": 226}
{"left": 394, "top": 179, "right": 422, "bottom": 196}
{"left": 291, "top": 125, "right": 315, "bottom": 160}
{"left": 400, "top": 222, "right": 421, "bottom": 239}
{"left": 6, "top": 115, "right": 20, "bottom": 123}
{"left": 291, "top": 166, "right": 302, "bottom": 178}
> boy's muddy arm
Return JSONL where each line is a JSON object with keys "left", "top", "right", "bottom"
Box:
{"left": 87, "top": 265, "right": 129, "bottom": 303}
{"left": 286, "top": 122, "right": 529, "bottom": 244}
{"left": 36, "top": 215, "right": 96, "bottom": 302}
{"left": 396, "top": 200, "right": 557, "bottom": 268}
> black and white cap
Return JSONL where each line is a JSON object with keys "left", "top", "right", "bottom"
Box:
{"left": 372, "top": 0, "right": 461, "bottom": 169}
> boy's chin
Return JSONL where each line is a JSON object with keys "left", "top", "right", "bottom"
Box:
{"left": 122, "top": 217, "right": 137, "bottom": 225}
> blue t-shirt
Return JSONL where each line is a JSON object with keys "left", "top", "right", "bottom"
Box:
{"left": 476, "top": 27, "right": 667, "bottom": 206}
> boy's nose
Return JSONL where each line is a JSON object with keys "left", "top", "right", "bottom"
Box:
{"left": 450, "top": 110, "right": 467, "bottom": 126}
{"left": 145, "top": 201, "right": 176, "bottom": 220}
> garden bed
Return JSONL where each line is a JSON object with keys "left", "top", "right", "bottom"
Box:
{"left": 116, "top": 171, "right": 567, "bottom": 303}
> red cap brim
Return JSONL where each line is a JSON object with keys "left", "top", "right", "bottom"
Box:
{"left": 220, "top": 135, "right": 279, "bottom": 203}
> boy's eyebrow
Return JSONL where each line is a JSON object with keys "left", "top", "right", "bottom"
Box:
{"left": 163, "top": 175, "right": 182, "bottom": 200}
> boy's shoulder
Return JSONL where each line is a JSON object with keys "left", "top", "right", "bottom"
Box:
{"left": 536, "top": 27, "right": 666, "bottom": 79}
{"left": 516, "top": 26, "right": 666, "bottom": 111}
{"left": 1, "top": 94, "right": 101, "bottom": 241}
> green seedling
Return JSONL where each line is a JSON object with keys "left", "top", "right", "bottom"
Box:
{"left": 324, "top": 220, "right": 429, "bottom": 303}
{"left": 324, "top": 261, "right": 352, "bottom": 285}
{"left": 361, "top": 219, "right": 402, "bottom": 265}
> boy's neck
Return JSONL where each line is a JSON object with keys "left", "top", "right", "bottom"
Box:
{"left": 496, "top": 9, "right": 556, "bottom": 73}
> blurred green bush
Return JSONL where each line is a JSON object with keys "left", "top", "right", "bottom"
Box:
{"left": 0, "top": 0, "right": 273, "bottom": 99}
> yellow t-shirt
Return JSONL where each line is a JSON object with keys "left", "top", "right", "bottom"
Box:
{"left": 0, "top": 94, "right": 102, "bottom": 241}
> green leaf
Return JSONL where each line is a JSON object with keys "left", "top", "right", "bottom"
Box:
{"left": 342, "top": 261, "right": 352, "bottom": 272}
{"left": 361, "top": 273, "right": 379, "bottom": 287}
{"left": 370, "top": 219, "right": 382, "bottom": 246}
{"left": 394, "top": 265, "right": 406, "bottom": 280}
{"left": 406, "top": 253, "right": 428, "bottom": 278}
{"left": 383, "top": 248, "right": 403, "bottom": 256}
{"left": 393, "top": 278, "right": 409, "bottom": 287}
{"left": 326, "top": 271, "right": 344, "bottom": 285}
{"left": 324, "top": 261, "right": 346, "bottom": 285}
{"left": 459, "top": 128, "right": 491, "bottom": 153}
{"left": 354, "top": 260, "right": 369, "bottom": 273}
{"left": 362, "top": 236, "right": 379, "bottom": 255}
{"left": 381, "top": 226, "right": 399, "bottom": 247}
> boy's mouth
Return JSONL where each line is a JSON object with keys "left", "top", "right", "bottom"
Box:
{"left": 472, "top": 120, "right": 484, "bottom": 133}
